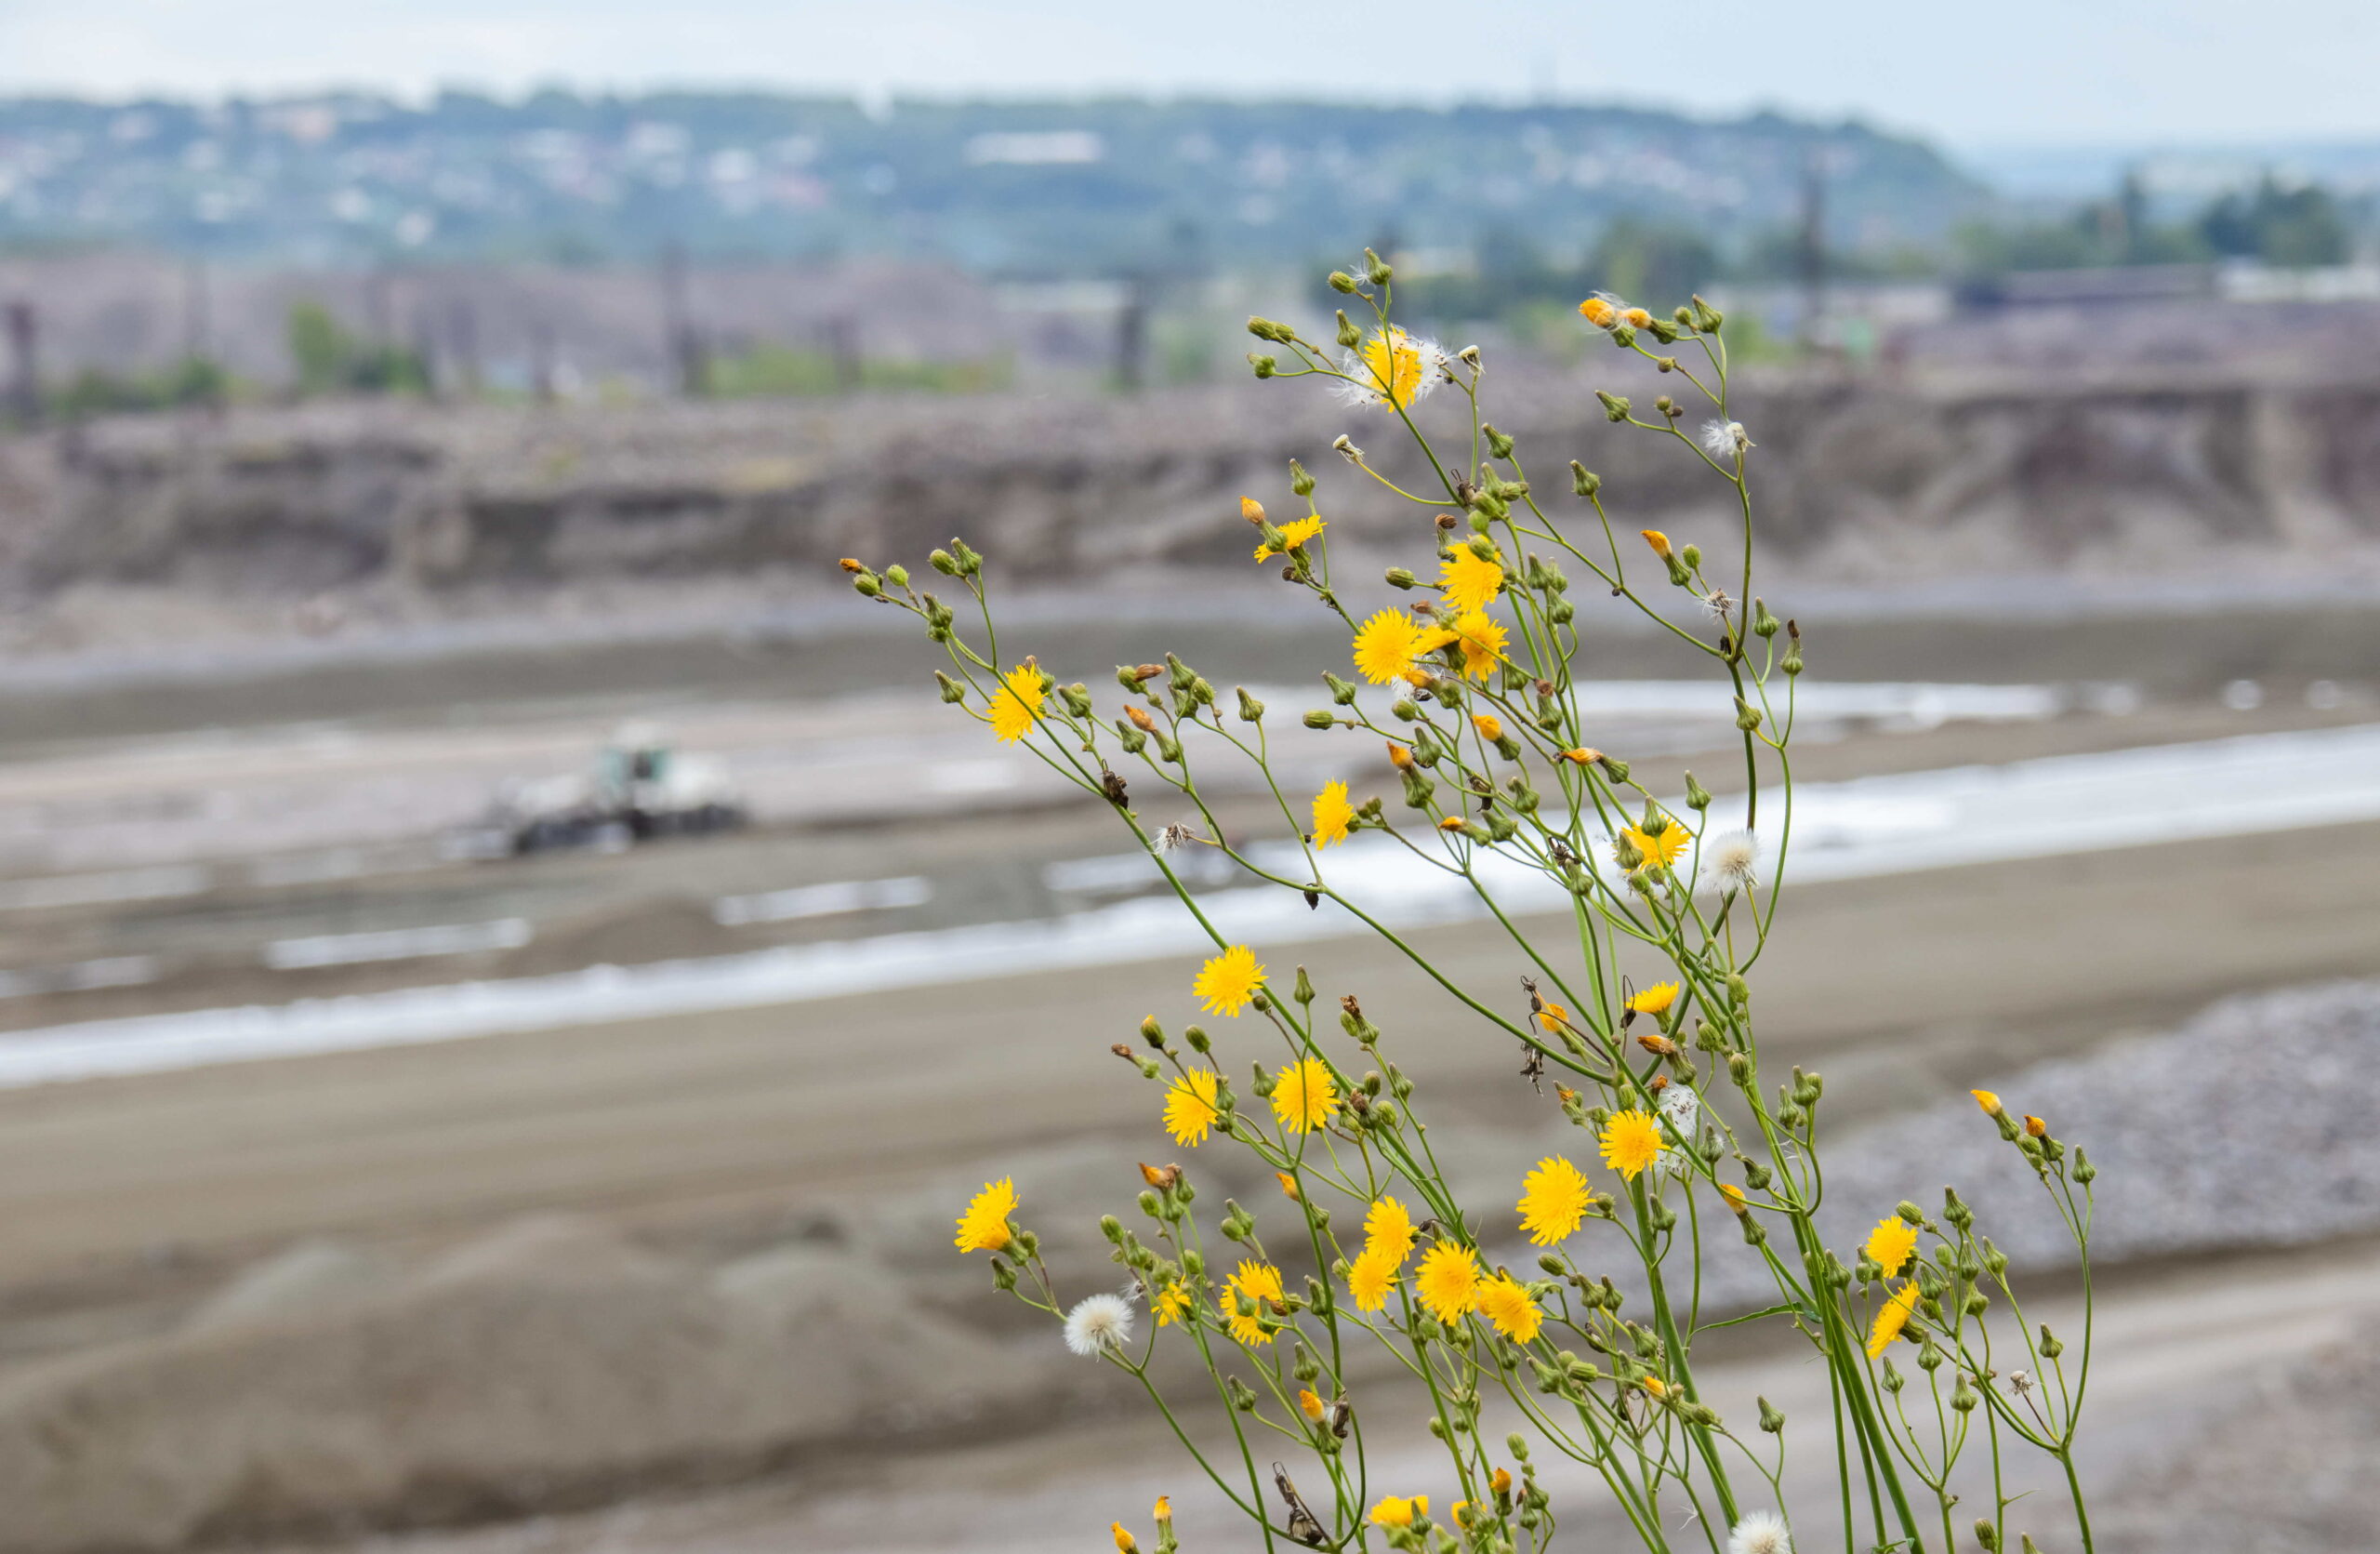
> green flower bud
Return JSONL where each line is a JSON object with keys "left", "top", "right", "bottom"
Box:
{"left": 1758, "top": 1396, "right": 1785, "bottom": 1433}
{"left": 1683, "top": 770, "right": 1712, "bottom": 809}
{"left": 929, "top": 548, "right": 959, "bottom": 576}
{"left": 1329, "top": 271, "right": 1358, "bottom": 294}
{"left": 1236, "top": 687, "right": 1265, "bottom": 723}
{"left": 1570, "top": 460, "right": 1601, "bottom": 498}
{"left": 1303, "top": 709, "right": 1337, "bottom": 730}
{"left": 1484, "top": 423, "right": 1516, "bottom": 459}
{"left": 1384, "top": 566, "right": 1416, "bottom": 590}
{"left": 1336, "top": 310, "right": 1362, "bottom": 350}
{"left": 1249, "top": 353, "right": 1276, "bottom": 378}
{"left": 1289, "top": 458, "right": 1316, "bottom": 496}
{"left": 934, "top": 671, "right": 966, "bottom": 704}
{"left": 1595, "top": 390, "right": 1631, "bottom": 423}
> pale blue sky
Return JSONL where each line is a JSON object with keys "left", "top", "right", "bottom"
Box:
{"left": 1, "top": 0, "right": 2373, "bottom": 150}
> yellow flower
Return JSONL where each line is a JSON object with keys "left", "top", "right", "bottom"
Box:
{"left": 1598, "top": 1110, "right": 1667, "bottom": 1180}
{"left": 989, "top": 662, "right": 1045, "bottom": 743}
{"left": 1413, "top": 1241, "right": 1481, "bottom": 1323}
{"left": 1113, "top": 1521, "right": 1138, "bottom": 1553}
{"left": 1476, "top": 1274, "right": 1543, "bottom": 1342}
{"left": 1640, "top": 528, "right": 1673, "bottom": 558}
{"left": 1627, "top": 981, "right": 1679, "bottom": 1016}
{"left": 1535, "top": 1001, "right": 1570, "bottom": 1033}
{"left": 1163, "top": 1069, "right": 1222, "bottom": 1147}
{"left": 1352, "top": 608, "right": 1422, "bottom": 684}
{"left": 1618, "top": 821, "right": 1689, "bottom": 874}
{"left": 1298, "top": 1388, "right": 1326, "bottom": 1421}
{"left": 1311, "top": 779, "right": 1356, "bottom": 847}
{"left": 1276, "top": 1171, "right": 1301, "bottom": 1201}
{"left": 1195, "top": 944, "right": 1264, "bottom": 1016}
{"left": 1255, "top": 514, "right": 1327, "bottom": 561}
{"left": 1347, "top": 1243, "right": 1401, "bottom": 1311}
{"left": 1239, "top": 497, "right": 1265, "bottom": 525}
{"left": 1154, "top": 1495, "right": 1173, "bottom": 1525}
{"left": 1153, "top": 1282, "right": 1192, "bottom": 1327}
{"left": 1453, "top": 1500, "right": 1474, "bottom": 1528}
{"left": 1491, "top": 1468, "right": 1512, "bottom": 1495}
{"left": 1222, "top": 1259, "right": 1285, "bottom": 1346}
{"left": 1364, "top": 1195, "right": 1416, "bottom": 1258}
{"left": 1517, "top": 1155, "right": 1593, "bottom": 1246}
{"left": 1972, "top": 1088, "right": 2003, "bottom": 1117}
{"left": 1579, "top": 296, "right": 1618, "bottom": 328}
{"left": 1471, "top": 712, "right": 1503, "bottom": 742}
{"left": 1357, "top": 327, "right": 1428, "bottom": 409}
{"left": 1865, "top": 1215, "right": 1919, "bottom": 1277}
{"left": 1272, "top": 1056, "right": 1338, "bottom": 1134}
{"left": 1449, "top": 609, "right": 1508, "bottom": 682}
{"left": 1868, "top": 1282, "right": 1920, "bottom": 1358}
{"left": 1439, "top": 550, "right": 1505, "bottom": 614}
{"left": 1370, "top": 1494, "right": 1431, "bottom": 1527}
{"left": 1642, "top": 1375, "right": 1668, "bottom": 1399}
{"left": 1621, "top": 306, "right": 1652, "bottom": 328}
{"left": 1718, "top": 1181, "right": 1750, "bottom": 1215}
{"left": 954, "top": 1177, "right": 1016, "bottom": 1254}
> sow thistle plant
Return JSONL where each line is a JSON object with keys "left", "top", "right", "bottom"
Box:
{"left": 848, "top": 250, "right": 2100, "bottom": 1554}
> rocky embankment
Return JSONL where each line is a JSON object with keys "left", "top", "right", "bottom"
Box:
{"left": 3, "top": 355, "right": 2380, "bottom": 609}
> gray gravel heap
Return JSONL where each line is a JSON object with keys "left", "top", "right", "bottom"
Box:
{"left": 1808, "top": 977, "right": 2380, "bottom": 1273}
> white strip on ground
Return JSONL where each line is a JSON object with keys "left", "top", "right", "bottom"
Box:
{"left": 711, "top": 875, "right": 932, "bottom": 926}
{"left": 262, "top": 919, "right": 533, "bottom": 970}
{"left": 0, "top": 722, "right": 2374, "bottom": 1089}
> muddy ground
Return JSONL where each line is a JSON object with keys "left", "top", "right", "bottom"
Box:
{"left": 0, "top": 594, "right": 2368, "bottom": 1550}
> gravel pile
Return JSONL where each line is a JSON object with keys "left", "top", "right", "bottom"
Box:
{"left": 1807, "top": 977, "right": 2380, "bottom": 1273}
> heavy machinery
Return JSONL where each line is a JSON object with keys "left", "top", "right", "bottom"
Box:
{"left": 470, "top": 724, "right": 746, "bottom": 856}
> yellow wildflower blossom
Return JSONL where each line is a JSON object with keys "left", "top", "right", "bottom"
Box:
{"left": 1618, "top": 821, "right": 1689, "bottom": 874}
{"left": 1276, "top": 1171, "right": 1301, "bottom": 1201}
{"left": 1298, "top": 1388, "right": 1326, "bottom": 1421}
{"left": 1365, "top": 1196, "right": 1416, "bottom": 1258}
{"left": 1154, "top": 1495, "right": 1172, "bottom": 1525}
{"left": 1222, "top": 1259, "right": 1285, "bottom": 1346}
{"left": 1194, "top": 945, "right": 1264, "bottom": 1016}
{"left": 1439, "top": 550, "right": 1505, "bottom": 614}
{"left": 1865, "top": 1215, "right": 1919, "bottom": 1277}
{"left": 1579, "top": 297, "right": 1619, "bottom": 328}
{"left": 1413, "top": 1242, "right": 1481, "bottom": 1323}
{"left": 1868, "top": 1282, "right": 1920, "bottom": 1358}
{"left": 1477, "top": 1274, "right": 1543, "bottom": 1342}
{"left": 954, "top": 1177, "right": 1016, "bottom": 1254}
{"left": 1311, "top": 779, "right": 1355, "bottom": 847}
{"left": 1347, "top": 1243, "right": 1401, "bottom": 1311}
{"left": 1472, "top": 712, "right": 1503, "bottom": 742}
{"left": 1162, "top": 1069, "right": 1221, "bottom": 1147}
{"left": 1255, "top": 514, "right": 1327, "bottom": 561}
{"left": 1640, "top": 528, "right": 1673, "bottom": 558}
{"left": 1449, "top": 609, "right": 1508, "bottom": 682}
{"left": 1356, "top": 327, "right": 1429, "bottom": 410}
{"left": 1272, "top": 1057, "right": 1338, "bottom": 1134}
{"left": 1536, "top": 1001, "right": 1570, "bottom": 1033}
{"left": 1113, "top": 1522, "right": 1137, "bottom": 1553}
{"left": 1972, "top": 1089, "right": 2004, "bottom": 1117}
{"left": 1352, "top": 608, "right": 1423, "bottom": 685}
{"left": 1370, "top": 1494, "right": 1430, "bottom": 1527}
{"left": 1152, "top": 1282, "right": 1192, "bottom": 1327}
{"left": 1598, "top": 1110, "right": 1667, "bottom": 1180}
{"left": 1517, "top": 1155, "right": 1593, "bottom": 1246}
{"left": 989, "top": 662, "right": 1044, "bottom": 743}
{"left": 1627, "top": 981, "right": 1680, "bottom": 1016}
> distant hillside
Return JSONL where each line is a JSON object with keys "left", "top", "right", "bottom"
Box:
{"left": 0, "top": 91, "right": 1987, "bottom": 274}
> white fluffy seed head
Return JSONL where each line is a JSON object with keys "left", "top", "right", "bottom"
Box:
{"left": 1727, "top": 1509, "right": 1792, "bottom": 1554}
{"left": 1063, "top": 1292, "right": 1136, "bottom": 1358}
{"left": 1709, "top": 828, "right": 1761, "bottom": 888}
{"left": 1701, "top": 418, "right": 1752, "bottom": 458}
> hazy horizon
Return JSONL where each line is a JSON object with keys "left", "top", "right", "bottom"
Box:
{"left": 3, "top": 0, "right": 2376, "bottom": 152}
